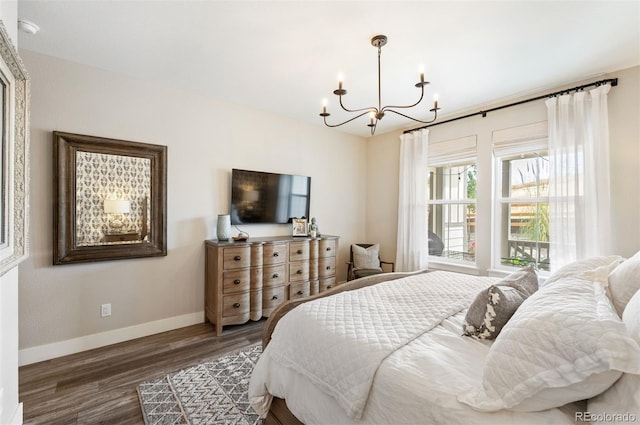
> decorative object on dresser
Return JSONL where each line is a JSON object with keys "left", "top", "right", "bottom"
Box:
{"left": 205, "top": 235, "right": 339, "bottom": 335}
{"left": 216, "top": 213, "right": 232, "bottom": 241}
{"left": 308, "top": 217, "right": 320, "bottom": 237}
{"left": 291, "top": 218, "right": 307, "bottom": 237}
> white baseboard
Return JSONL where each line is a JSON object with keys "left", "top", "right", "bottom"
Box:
{"left": 9, "top": 402, "right": 22, "bottom": 425}
{"left": 19, "top": 311, "right": 205, "bottom": 366}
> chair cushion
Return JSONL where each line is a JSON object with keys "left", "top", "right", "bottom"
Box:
{"left": 353, "top": 268, "right": 384, "bottom": 279}
{"left": 352, "top": 244, "right": 382, "bottom": 270}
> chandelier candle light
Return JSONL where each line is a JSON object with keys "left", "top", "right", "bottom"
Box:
{"left": 320, "top": 34, "right": 440, "bottom": 135}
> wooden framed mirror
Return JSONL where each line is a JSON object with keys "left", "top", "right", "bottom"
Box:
{"left": 53, "top": 131, "right": 167, "bottom": 264}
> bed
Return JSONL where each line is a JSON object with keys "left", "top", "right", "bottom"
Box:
{"left": 249, "top": 254, "right": 640, "bottom": 425}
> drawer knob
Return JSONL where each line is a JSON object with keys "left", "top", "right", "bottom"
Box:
{"left": 273, "top": 252, "right": 279, "bottom": 257}
{"left": 272, "top": 273, "right": 279, "bottom": 279}
{"left": 233, "top": 303, "right": 241, "bottom": 308}
{"left": 326, "top": 266, "right": 331, "bottom": 270}
{"left": 327, "top": 285, "right": 332, "bottom": 289}
{"left": 234, "top": 255, "right": 241, "bottom": 261}
{"left": 233, "top": 279, "right": 241, "bottom": 285}
{"left": 297, "top": 290, "right": 303, "bottom": 295}
{"left": 297, "top": 249, "right": 303, "bottom": 254}
{"left": 272, "top": 295, "right": 278, "bottom": 300}
{"left": 326, "top": 247, "right": 332, "bottom": 251}
{"left": 296, "top": 269, "right": 303, "bottom": 275}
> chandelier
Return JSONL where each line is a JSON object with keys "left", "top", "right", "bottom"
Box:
{"left": 319, "top": 34, "right": 440, "bottom": 136}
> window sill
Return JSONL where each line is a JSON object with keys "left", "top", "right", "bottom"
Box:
{"left": 428, "top": 258, "right": 481, "bottom": 276}
{"left": 487, "top": 267, "right": 550, "bottom": 280}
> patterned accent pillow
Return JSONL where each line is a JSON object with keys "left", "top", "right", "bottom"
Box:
{"left": 463, "top": 266, "right": 538, "bottom": 340}
{"left": 352, "top": 244, "right": 382, "bottom": 270}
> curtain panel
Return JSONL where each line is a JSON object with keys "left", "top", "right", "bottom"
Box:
{"left": 396, "top": 129, "right": 429, "bottom": 271}
{"left": 546, "top": 84, "right": 612, "bottom": 269}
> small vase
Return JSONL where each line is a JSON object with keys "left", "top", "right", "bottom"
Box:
{"left": 217, "top": 214, "right": 231, "bottom": 241}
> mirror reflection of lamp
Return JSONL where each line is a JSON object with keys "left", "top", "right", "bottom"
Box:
{"left": 104, "top": 199, "right": 130, "bottom": 233}
{"left": 243, "top": 189, "right": 259, "bottom": 203}
{"left": 241, "top": 189, "right": 259, "bottom": 216}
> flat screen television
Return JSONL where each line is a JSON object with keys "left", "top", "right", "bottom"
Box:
{"left": 230, "top": 168, "right": 311, "bottom": 224}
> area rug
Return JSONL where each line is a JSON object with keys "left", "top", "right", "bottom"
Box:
{"left": 137, "top": 344, "right": 262, "bottom": 425}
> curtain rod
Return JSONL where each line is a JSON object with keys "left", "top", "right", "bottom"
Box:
{"left": 403, "top": 77, "right": 618, "bottom": 134}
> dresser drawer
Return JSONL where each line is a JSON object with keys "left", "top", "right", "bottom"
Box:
{"left": 319, "top": 239, "right": 337, "bottom": 258}
{"left": 222, "top": 246, "right": 251, "bottom": 270}
{"left": 263, "top": 243, "right": 287, "bottom": 265}
{"left": 289, "top": 241, "right": 310, "bottom": 262}
{"left": 289, "top": 261, "right": 310, "bottom": 282}
{"left": 262, "top": 285, "right": 286, "bottom": 311}
{"left": 263, "top": 264, "right": 286, "bottom": 287}
{"left": 289, "top": 281, "right": 310, "bottom": 300}
{"left": 222, "top": 292, "right": 250, "bottom": 318}
{"left": 319, "top": 276, "right": 336, "bottom": 292}
{"left": 222, "top": 270, "right": 251, "bottom": 293}
{"left": 318, "top": 257, "right": 336, "bottom": 278}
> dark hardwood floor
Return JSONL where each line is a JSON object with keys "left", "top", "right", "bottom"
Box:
{"left": 19, "top": 319, "right": 265, "bottom": 425}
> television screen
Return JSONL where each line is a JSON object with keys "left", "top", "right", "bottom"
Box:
{"left": 230, "top": 169, "right": 311, "bottom": 224}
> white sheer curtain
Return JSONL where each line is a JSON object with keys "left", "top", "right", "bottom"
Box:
{"left": 396, "top": 129, "right": 429, "bottom": 271}
{"left": 546, "top": 84, "right": 612, "bottom": 270}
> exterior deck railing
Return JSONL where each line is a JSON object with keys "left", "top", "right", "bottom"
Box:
{"left": 432, "top": 239, "right": 550, "bottom": 271}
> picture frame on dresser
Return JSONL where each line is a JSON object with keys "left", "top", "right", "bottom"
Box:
{"left": 292, "top": 218, "right": 307, "bottom": 237}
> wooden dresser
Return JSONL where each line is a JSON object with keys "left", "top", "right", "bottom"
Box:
{"left": 205, "top": 235, "right": 339, "bottom": 335}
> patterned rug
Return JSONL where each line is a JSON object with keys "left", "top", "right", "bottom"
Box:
{"left": 137, "top": 344, "right": 262, "bottom": 425}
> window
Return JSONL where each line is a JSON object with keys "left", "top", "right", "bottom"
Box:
{"left": 492, "top": 121, "right": 550, "bottom": 271}
{"left": 497, "top": 153, "right": 550, "bottom": 271}
{"left": 427, "top": 135, "right": 477, "bottom": 264}
{"left": 428, "top": 163, "right": 476, "bottom": 262}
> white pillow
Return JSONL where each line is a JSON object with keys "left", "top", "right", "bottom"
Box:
{"left": 458, "top": 277, "right": 640, "bottom": 412}
{"left": 588, "top": 288, "right": 640, "bottom": 421}
{"left": 608, "top": 251, "right": 640, "bottom": 316}
{"left": 542, "top": 255, "right": 624, "bottom": 287}
{"left": 352, "top": 244, "right": 381, "bottom": 270}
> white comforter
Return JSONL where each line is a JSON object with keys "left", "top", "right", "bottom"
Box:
{"left": 251, "top": 271, "right": 498, "bottom": 420}
{"left": 250, "top": 311, "right": 584, "bottom": 425}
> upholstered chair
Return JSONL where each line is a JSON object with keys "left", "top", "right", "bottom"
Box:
{"left": 346, "top": 243, "right": 395, "bottom": 281}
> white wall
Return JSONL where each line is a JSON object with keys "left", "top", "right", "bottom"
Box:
{"left": 0, "top": 267, "right": 21, "bottom": 425}
{"left": 0, "top": 4, "right": 24, "bottom": 425}
{"left": 18, "top": 50, "right": 367, "bottom": 363}
{"left": 366, "top": 66, "right": 640, "bottom": 273}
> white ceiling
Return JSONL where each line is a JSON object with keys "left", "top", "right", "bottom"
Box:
{"left": 16, "top": 0, "right": 640, "bottom": 137}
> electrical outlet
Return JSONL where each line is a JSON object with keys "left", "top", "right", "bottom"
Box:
{"left": 101, "top": 303, "right": 111, "bottom": 317}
